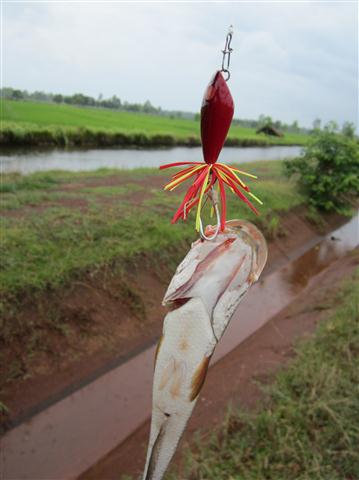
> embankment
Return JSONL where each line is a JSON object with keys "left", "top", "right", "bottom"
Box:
{"left": 0, "top": 124, "right": 301, "bottom": 148}
{"left": 1, "top": 100, "right": 308, "bottom": 148}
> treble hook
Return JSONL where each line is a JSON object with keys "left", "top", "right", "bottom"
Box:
{"left": 221, "top": 25, "right": 234, "bottom": 81}
{"left": 199, "top": 187, "right": 221, "bottom": 241}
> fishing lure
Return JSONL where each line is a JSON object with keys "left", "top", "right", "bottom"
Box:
{"left": 160, "top": 28, "right": 262, "bottom": 238}
{"left": 142, "top": 30, "right": 267, "bottom": 480}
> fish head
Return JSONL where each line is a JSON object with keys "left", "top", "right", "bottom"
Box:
{"left": 163, "top": 219, "right": 267, "bottom": 338}
{"left": 222, "top": 219, "right": 268, "bottom": 281}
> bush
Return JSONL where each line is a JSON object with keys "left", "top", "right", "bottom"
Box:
{"left": 284, "top": 130, "right": 359, "bottom": 213}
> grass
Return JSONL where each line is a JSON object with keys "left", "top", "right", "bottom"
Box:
{"left": 0, "top": 100, "right": 309, "bottom": 148}
{"left": 0, "top": 161, "right": 304, "bottom": 308}
{"left": 170, "top": 270, "right": 359, "bottom": 479}
{"left": 0, "top": 160, "right": 305, "bottom": 390}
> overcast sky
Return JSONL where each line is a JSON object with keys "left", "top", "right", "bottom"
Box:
{"left": 2, "top": 1, "right": 358, "bottom": 128}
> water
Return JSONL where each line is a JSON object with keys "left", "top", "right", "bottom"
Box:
{"left": 1, "top": 145, "right": 302, "bottom": 174}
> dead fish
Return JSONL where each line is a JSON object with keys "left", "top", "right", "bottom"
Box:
{"left": 143, "top": 220, "right": 267, "bottom": 480}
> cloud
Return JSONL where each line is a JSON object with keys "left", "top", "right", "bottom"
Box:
{"left": 2, "top": 1, "right": 358, "bottom": 128}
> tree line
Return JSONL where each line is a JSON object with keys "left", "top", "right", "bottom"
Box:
{"left": 1, "top": 87, "right": 355, "bottom": 137}
{"left": 0, "top": 87, "right": 165, "bottom": 115}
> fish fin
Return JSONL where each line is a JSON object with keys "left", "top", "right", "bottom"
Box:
{"left": 189, "top": 355, "right": 211, "bottom": 401}
{"left": 154, "top": 335, "right": 164, "bottom": 369}
{"left": 143, "top": 422, "right": 167, "bottom": 480}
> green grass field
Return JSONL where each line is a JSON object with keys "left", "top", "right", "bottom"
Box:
{"left": 0, "top": 161, "right": 304, "bottom": 305}
{"left": 171, "top": 270, "right": 359, "bottom": 479}
{"left": 0, "top": 100, "right": 309, "bottom": 148}
{"left": 0, "top": 161, "right": 306, "bottom": 390}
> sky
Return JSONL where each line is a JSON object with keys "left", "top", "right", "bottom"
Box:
{"left": 2, "top": 1, "right": 358, "bottom": 128}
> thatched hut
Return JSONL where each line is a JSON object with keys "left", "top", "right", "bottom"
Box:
{"left": 256, "top": 125, "right": 284, "bottom": 137}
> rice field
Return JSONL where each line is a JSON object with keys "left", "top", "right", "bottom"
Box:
{"left": 0, "top": 100, "right": 309, "bottom": 148}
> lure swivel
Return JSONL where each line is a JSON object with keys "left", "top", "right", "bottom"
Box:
{"left": 221, "top": 25, "right": 234, "bottom": 81}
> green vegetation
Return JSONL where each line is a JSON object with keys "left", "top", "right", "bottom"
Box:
{"left": 0, "top": 161, "right": 303, "bottom": 306}
{"left": 1, "top": 87, "right": 311, "bottom": 135}
{"left": 0, "top": 100, "right": 309, "bottom": 148}
{"left": 0, "top": 160, "right": 307, "bottom": 398}
{"left": 172, "top": 270, "right": 359, "bottom": 479}
{"left": 285, "top": 130, "right": 359, "bottom": 214}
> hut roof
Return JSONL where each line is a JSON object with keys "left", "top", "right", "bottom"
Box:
{"left": 256, "top": 125, "right": 284, "bottom": 137}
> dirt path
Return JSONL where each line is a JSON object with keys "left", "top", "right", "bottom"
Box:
{"left": 81, "top": 249, "right": 359, "bottom": 479}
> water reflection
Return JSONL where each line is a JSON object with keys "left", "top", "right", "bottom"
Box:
{"left": 1, "top": 145, "right": 302, "bottom": 174}
{"left": 285, "top": 215, "right": 359, "bottom": 293}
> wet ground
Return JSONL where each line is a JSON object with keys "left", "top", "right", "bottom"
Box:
{"left": 85, "top": 249, "right": 358, "bottom": 480}
{"left": 1, "top": 213, "right": 358, "bottom": 480}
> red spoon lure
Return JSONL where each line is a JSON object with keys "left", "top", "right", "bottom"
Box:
{"left": 160, "top": 29, "right": 261, "bottom": 234}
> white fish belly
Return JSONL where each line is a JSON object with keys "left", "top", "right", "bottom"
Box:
{"left": 143, "top": 297, "right": 216, "bottom": 480}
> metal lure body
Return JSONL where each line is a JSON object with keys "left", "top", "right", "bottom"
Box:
{"left": 143, "top": 220, "right": 268, "bottom": 480}
{"left": 201, "top": 70, "right": 234, "bottom": 165}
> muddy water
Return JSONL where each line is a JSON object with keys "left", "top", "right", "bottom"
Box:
{"left": 214, "top": 214, "right": 358, "bottom": 360}
{"left": 1, "top": 145, "right": 301, "bottom": 174}
{"left": 1, "top": 214, "right": 358, "bottom": 480}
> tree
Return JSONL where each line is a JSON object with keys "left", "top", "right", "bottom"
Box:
{"left": 31, "top": 91, "right": 49, "bottom": 101}
{"left": 291, "top": 120, "right": 299, "bottom": 132}
{"left": 324, "top": 120, "right": 338, "bottom": 133}
{"left": 312, "top": 118, "right": 321, "bottom": 131}
{"left": 258, "top": 114, "right": 273, "bottom": 127}
{"left": 285, "top": 130, "right": 359, "bottom": 213}
{"left": 53, "top": 94, "right": 63, "bottom": 103}
{"left": 74, "top": 93, "right": 94, "bottom": 106}
{"left": 110, "top": 95, "right": 121, "bottom": 109}
{"left": 143, "top": 100, "right": 155, "bottom": 113}
{"left": 341, "top": 121, "right": 356, "bottom": 138}
{"left": 258, "top": 114, "right": 266, "bottom": 125}
{"left": 11, "top": 89, "right": 24, "bottom": 100}
{"left": 0, "top": 87, "right": 15, "bottom": 98}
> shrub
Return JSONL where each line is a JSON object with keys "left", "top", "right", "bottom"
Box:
{"left": 183, "top": 136, "right": 200, "bottom": 147}
{"left": 150, "top": 134, "right": 175, "bottom": 146}
{"left": 284, "top": 130, "right": 359, "bottom": 213}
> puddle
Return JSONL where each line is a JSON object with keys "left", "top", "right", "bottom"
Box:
{"left": 214, "top": 213, "right": 358, "bottom": 360}
{"left": 1, "top": 214, "right": 358, "bottom": 480}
